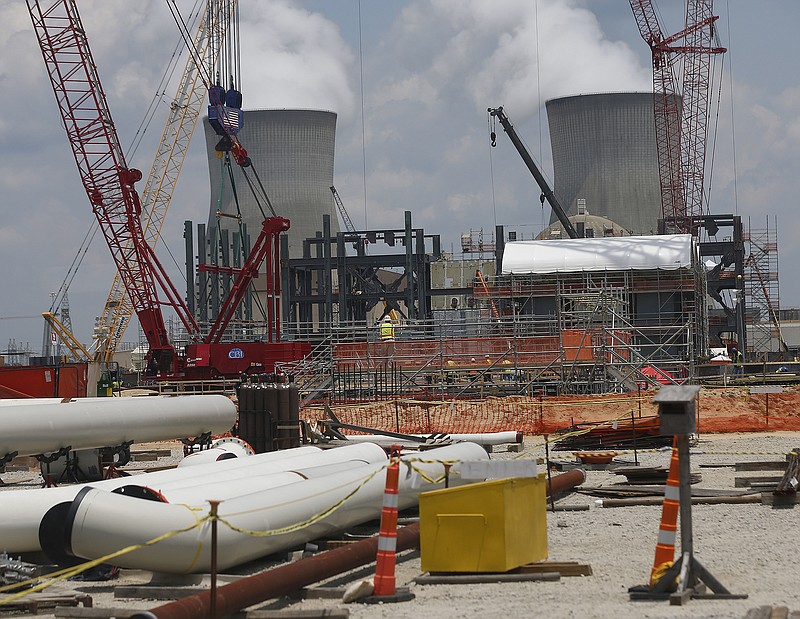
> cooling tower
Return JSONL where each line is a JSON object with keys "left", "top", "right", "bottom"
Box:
{"left": 204, "top": 109, "right": 340, "bottom": 258}
{"left": 545, "top": 93, "right": 664, "bottom": 236}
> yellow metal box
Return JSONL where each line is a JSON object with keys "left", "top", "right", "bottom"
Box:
{"left": 419, "top": 475, "right": 548, "bottom": 573}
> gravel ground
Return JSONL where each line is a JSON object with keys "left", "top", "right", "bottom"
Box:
{"left": 2, "top": 431, "right": 799, "bottom": 619}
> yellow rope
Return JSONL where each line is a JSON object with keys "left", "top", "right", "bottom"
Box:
{"left": 1, "top": 452, "right": 498, "bottom": 604}
{"left": 0, "top": 513, "right": 209, "bottom": 605}
{"left": 217, "top": 465, "right": 387, "bottom": 537}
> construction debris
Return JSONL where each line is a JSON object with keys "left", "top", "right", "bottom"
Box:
{"left": 550, "top": 416, "right": 671, "bottom": 452}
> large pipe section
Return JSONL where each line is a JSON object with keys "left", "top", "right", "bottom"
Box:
{"left": 547, "top": 468, "right": 586, "bottom": 496}
{"left": 0, "top": 395, "right": 236, "bottom": 461}
{"left": 113, "top": 445, "right": 388, "bottom": 505}
{"left": 177, "top": 438, "right": 255, "bottom": 466}
{"left": 133, "top": 461, "right": 579, "bottom": 619}
{"left": 131, "top": 523, "right": 423, "bottom": 619}
{"left": 43, "top": 442, "right": 489, "bottom": 573}
{"left": 1, "top": 444, "right": 363, "bottom": 553}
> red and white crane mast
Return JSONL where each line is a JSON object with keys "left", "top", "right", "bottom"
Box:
{"left": 27, "top": 0, "right": 200, "bottom": 373}
{"left": 629, "top": 0, "right": 725, "bottom": 234}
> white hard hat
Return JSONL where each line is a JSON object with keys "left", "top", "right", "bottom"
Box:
{"left": 382, "top": 315, "right": 391, "bottom": 322}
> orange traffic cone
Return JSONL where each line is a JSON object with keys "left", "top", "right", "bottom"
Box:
{"left": 650, "top": 436, "right": 680, "bottom": 587}
{"left": 366, "top": 445, "right": 414, "bottom": 604}
{"left": 373, "top": 446, "right": 401, "bottom": 596}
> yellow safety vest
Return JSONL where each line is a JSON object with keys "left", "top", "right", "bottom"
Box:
{"left": 380, "top": 322, "right": 395, "bottom": 340}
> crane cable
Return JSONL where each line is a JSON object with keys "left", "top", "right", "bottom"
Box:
{"left": 210, "top": 155, "right": 270, "bottom": 326}
{"left": 48, "top": 222, "right": 99, "bottom": 315}
{"left": 165, "top": 0, "right": 213, "bottom": 88}
{"left": 48, "top": 1, "right": 204, "bottom": 323}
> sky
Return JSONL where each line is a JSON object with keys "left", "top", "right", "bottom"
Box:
{"left": 1, "top": 0, "right": 799, "bottom": 356}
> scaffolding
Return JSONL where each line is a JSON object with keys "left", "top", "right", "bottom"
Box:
{"left": 745, "top": 216, "right": 784, "bottom": 358}
{"left": 278, "top": 258, "right": 707, "bottom": 402}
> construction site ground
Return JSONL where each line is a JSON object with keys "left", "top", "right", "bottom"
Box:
{"left": 2, "top": 386, "right": 800, "bottom": 618}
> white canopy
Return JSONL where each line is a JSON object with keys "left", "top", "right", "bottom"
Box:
{"left": 501, "top": 234, "right": 694, "bottom": 275}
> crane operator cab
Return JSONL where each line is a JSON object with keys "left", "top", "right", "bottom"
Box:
{"left": 208, "top": 78, "right": 244, "bottom": 148}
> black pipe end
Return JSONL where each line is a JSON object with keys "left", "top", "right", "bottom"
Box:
{"left": 39, "top": 485, "right": 93, "bottom": 567}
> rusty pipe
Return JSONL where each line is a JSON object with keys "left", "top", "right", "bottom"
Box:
{"left": 130, "top": 523, "right": 422, "bottom": 619}
{"left": 546, "top": 468, "right": 586, "bottom": 497}
{"left": 132, "top": 471, "right": 580, "bottom": 618}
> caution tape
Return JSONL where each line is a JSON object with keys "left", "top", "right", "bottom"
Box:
{"left": 217, "top": 464, "right": 387, "bottom": 537}
{"left": 401, "top": 457, "right": 464, "bottom": 485}
{"left": 0, "top": 507, "right": 209, "bottom": 605}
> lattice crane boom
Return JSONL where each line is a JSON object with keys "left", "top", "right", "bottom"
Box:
{"left": 99, "top": 1, "right": 238, "bottom": 362}
{"left": 27, "top": 0, "right": 200, "bottom": 374}
{"left": 330, "top": 185, "right": 356, "bottom": 234}
{"left": 629, "top": 0, "right": 725, "bottom": 234}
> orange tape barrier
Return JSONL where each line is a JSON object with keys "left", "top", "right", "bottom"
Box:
{"left": 309, "top": 390, "right": 800, "bottom": 436}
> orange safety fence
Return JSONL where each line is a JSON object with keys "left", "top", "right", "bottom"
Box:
{"left": 305, "top": 389, "right": 800, "bottom": 436}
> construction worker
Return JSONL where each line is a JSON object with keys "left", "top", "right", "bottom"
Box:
{"left": 483, "top": 355, "right": 493, "bottom": 383}
{"left": 380, "top": 315, "right": 395, "bottom": 341}
{"left": 732, "top": 347, "right": 744, "bottom": 375}
{"left": 445, "top": 359, "right": 457, "bottom": 384}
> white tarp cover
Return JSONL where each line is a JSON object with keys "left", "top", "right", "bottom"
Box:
{"left": 501, "top": 234, "right": 694, "bottom": 275}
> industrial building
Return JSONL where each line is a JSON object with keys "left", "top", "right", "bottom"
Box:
{"left": 202, "top": 108, "right": 340, "bottom": 260}
{"left": 545, "top": 93, "right": 668, "bottom": 236}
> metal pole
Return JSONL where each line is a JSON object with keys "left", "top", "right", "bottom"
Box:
{"left": 208, "top": 500, "right": 220, "bottom": 618}
{"left": 638, "top": 384, "right": 642, "bottom": 417}
{"left": 130, "top": 524, "right": 423, "bottom": 619}
{"left": 676, "top": 433, "right": 694, "bottom": 586}
{"left": 544, "top": 434, "right": 555, "bottom": 512}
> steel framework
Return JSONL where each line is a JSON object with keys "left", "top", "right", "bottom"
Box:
{"left": 277, "top": 261, "right": 707, "bottom": 401}
{"left": 745, "top": 217, "right": 785, "bottom": 357}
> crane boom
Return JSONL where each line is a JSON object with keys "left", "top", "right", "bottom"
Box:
{"left": 629, "top": 0, "right": 725, "bottom": 233}
{"left": 29, "top": 1, "right": 308, "bottom": 379}
{"left": 488, "top": 107, "right": 579, "bottom": 240}
{"left": 99, "top": 1, "right": 237, "bottom": 362}
{"left": 330, "top": 186, "right": 356, "bottom": 234}
{"left": 27, "top": 0, "right": 200, "bottom": 374}
{"left": 42, "top": 311, "right": 92, "bottom": 362}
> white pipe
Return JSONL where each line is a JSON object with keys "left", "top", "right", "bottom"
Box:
{"left": 0, "top": 395, "right": 237, "bottom": 460}
{"left": 178, "top": 437, "right": 256, "bottom": 466}
{"left": 0, "top": 444, "right": 390, "bottom": 553}
{"left": 49, "top": 442, "right": 489, "bottom": 573}
{"left": 119, "top": 444, "right": 388, "bottom": 505}
{"left": 118, "top": 459, "right": 378, "bottom": 505}
{"left": 1, "top": 446, "right": 320, "bottom": 553}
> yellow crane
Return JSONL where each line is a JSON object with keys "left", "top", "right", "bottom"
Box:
{"left": 42, "top": 312, "right": 92, "bottom": 362}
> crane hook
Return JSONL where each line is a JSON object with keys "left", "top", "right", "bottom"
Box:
{"left": 490, "top": 131, "right": 497, "bottom": 147}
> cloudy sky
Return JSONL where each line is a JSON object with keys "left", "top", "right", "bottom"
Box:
{"left": 1, "top": 0, "right": 799, "bottom": 354}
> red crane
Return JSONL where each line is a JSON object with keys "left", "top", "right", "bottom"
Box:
{"left": 629, "top": 0, "right": 726, "bottom": 234}
{"left": 27, "top": 0, "right": 308, "bottom": 378}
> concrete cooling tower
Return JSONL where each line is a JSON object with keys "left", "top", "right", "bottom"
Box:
{"left": 545, "top": 93, "right": 662, "bottom": 236}
{"left": 203, "top": 109, "right": 340, "bottom": 259}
